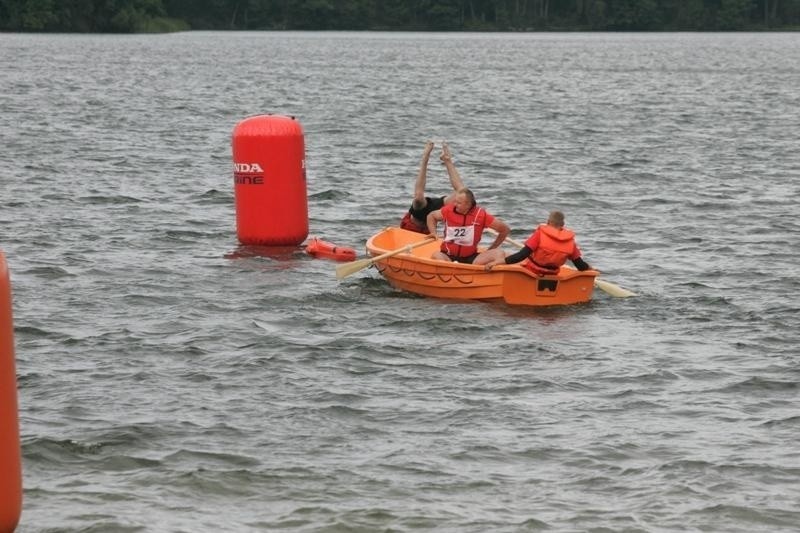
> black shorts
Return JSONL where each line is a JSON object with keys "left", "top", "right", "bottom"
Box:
{"left": 447, "top": 253, "right": 479, "bottom": 264}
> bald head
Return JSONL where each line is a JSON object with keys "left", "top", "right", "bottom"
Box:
{"left": 453, "top": 188, "right": 476, "bottom": 213}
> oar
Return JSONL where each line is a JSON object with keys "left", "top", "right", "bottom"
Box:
{"left": 592, "top": 277, "right": 636, "bottom": 298}
{"left": 335, "top": 235, "right": 436, "bottom": 280}
{"left": 486, "top": 229, "right": 636, "bottom": 298}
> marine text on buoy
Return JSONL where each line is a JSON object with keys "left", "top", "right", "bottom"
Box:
{"left": 0, "top": 251, "right": 22, "bottom": 533}
{"left": 232, "top": 114, "right": 309, "bottom": 246}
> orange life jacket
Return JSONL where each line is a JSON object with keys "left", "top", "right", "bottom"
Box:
{"left": 400, "top": 212, "right": 427, "bottom": 233}
{"left": 439, "top": 204, "right": 491, "bottom": 258}
{"left": 524, "top": 224, "right": 576, "bottom": 275}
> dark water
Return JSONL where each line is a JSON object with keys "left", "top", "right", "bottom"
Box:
{"left": 1, "top": 31, "right": 799, "bottom": 532}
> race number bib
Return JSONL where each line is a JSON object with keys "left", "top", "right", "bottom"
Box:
{"left": 444, "top": 225, "right": 475, "bottom": 246}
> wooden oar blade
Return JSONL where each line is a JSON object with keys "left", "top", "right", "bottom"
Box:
{"left": 594, "top": 278, "right": 636, "bottom": 298}
{"left": 335, "top": 257, "right": 374, "bottom": 280}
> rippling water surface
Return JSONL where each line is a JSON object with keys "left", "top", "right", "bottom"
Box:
{"left": 1, "top": 31, "right": 799, "bottom": 532}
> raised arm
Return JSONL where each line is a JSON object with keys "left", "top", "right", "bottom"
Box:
{"left": 412, "top": 141, "right": 435, "bottom": 209}
{"left": 440, "top": 142, "right": 465, "bottom": 204}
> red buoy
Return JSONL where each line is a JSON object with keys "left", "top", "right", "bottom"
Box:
{"left": 232, "top": 115, "right": 308, "bottom": 246}
{"left": 0, "top": 251, "right": 22, "bottom": 533}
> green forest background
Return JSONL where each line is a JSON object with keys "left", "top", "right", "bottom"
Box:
{"left": 2, "top": 0, "right": 799, "bottom": 32}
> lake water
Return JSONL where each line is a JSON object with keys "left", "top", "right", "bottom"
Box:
{"left": 1, "top": 31, "right": 799, "bottom": 532}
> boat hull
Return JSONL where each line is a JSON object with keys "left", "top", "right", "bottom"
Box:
{"left": 366, "top": 227, "right": 597, "bottom": 307}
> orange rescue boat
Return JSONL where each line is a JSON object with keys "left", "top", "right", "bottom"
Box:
{"left": 365, "top": 227, "right": 598, "bottom": 307}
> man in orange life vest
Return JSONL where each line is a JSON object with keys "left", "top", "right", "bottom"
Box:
{"left": 485, "top": 210, "right": 592, "bottom": 274}
{"left": 400, "top": 141, "right": 465, "bottom": 234}
{"left": 426, "top": 188, "right": 510, "bottom": 265}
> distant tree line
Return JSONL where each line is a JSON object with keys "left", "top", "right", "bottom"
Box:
{"left": 2, "top": 0, "right": 799, "bottom": 32}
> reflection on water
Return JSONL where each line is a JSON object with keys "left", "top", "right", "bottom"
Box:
{"left": 223, "top": 243, "right": 307, "bottom": 261}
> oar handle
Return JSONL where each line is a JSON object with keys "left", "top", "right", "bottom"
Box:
{"left": 335, "top": 234, "right": 436, "bottom": 280}
{"left": 369, "top": 235, "right": 434, "bottom": 263}
{"left": 486, "top": 227, "right": 524, "bottom": 248}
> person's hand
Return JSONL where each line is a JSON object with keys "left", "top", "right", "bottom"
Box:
{"left": 440, "top": 142, "right": 452, "bottom": 163}
{"left": 423, "top": 141, "right": 434, "bottom": 156}
{"left": 484, "top": 261, "right": 496, "bottom": 271}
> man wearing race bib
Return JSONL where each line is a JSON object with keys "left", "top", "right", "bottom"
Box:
{"left": 426, "top": 188, "right": 509, "bottom": 265}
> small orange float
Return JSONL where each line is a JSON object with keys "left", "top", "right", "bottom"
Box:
{"left": 364, "top": 227, "right": 598, "bottom": 307}
{"left": 305, "top": 237, "right": 356, "bottom": 262}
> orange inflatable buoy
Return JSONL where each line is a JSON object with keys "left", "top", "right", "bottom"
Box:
{"left": 305, "top": 237, "right": 356, "bottom": 262}
{"left": 0, "top": 251, "right": 22, "bottom": 533}
{"left": 231, "top": 114, "right": 309, "bottom": 246}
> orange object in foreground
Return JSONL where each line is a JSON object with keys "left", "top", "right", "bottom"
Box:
{"left": 366, "top": 227, "right": 597, "bottom": 307}
{"left": 305, "top": 237, "right": 356, "bottom": 262}
{"left": 0, "top": 251, "right": 22, "bottom": 533}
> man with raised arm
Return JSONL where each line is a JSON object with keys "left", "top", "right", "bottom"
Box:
{"left": 400, "top": 141, "right": 465, "bottom": 234}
